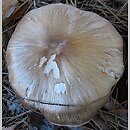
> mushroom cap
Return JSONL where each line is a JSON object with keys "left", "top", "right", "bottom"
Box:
{"left": 6, "top": 3, "right": 124, "bottom": 126}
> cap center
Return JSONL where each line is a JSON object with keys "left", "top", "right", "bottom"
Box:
{"left": 48, "top": 41, "right": 66, "bottom": 55}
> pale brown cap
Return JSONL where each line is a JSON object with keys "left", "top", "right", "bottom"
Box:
{"left": 6, "top": 3, "right": 124, "bottom": 126}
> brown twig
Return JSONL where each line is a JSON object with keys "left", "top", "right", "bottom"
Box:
{"left": 97, "top": 0, "right": 128, "bottom": 28}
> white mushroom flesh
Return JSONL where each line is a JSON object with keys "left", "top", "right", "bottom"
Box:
{"left": 6, "top": 4, "right": 124, "bottom": 126}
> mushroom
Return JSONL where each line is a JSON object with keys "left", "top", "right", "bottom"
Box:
{"left": 6, "top": 3, "right": 124, "bottom": 126}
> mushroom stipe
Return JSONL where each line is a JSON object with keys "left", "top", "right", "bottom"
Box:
{"left": 6, "top": 3, "right": 124, "bottom": 126}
